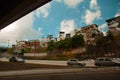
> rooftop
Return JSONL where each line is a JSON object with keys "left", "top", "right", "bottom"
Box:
{"left": 106, "top": 16, "right": 120, "bottom": 22}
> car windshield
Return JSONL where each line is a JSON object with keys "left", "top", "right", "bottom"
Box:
{"left": 16, "top": 57, "right": 21, "bottom": 59}
{"left": 70, "top": 60, "right": 77, "bottom": 61}
{"left": 105, "top": 58, "right": 111, "bottom": 61}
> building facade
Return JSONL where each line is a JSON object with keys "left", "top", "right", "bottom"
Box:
{"left": 58, "top": 32, "right": 65, "bottom": 41}
{"left": 81, "top": 24, "right": 99, "bottom": 45}
{"left": 57, "top": 24, "right": 100, "bottom": 45}
{"left": 13, "top": 40, "right": 41, "bottom": 53}
{"left": 106, "top": 16, "right": 120, "bottom": 36}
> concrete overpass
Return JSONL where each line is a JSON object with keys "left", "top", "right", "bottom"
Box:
{"left": 0, "top": 0, "right": 52, "bottom": 30}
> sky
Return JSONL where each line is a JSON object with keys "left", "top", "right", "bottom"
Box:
{"left": 0, "top": 0, "right": 120, "bottom": 47}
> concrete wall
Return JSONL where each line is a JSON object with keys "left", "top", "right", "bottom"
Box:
{"left": 24, "top": 53, "right": 47, "bottom": 57}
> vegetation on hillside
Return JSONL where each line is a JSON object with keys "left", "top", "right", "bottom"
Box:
{"left": 47, "top": 34, "right": 85, "bottom": 51}
{"left": 85, "top": 31, "right": 120, "bottom": 58}
{"left": 47, "top": 31, "right": 120, "bottom": 58}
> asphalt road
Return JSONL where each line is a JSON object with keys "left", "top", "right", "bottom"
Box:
{"left": 0, "top": 58, "right": 120, "bottom": 80}
{"left": 0, "top": 67, "right": 120, "bottom": 80}
{"left": 25, "top": 59, "right": 95, "bottom": 67}
{"left": 0, "top": 58, "right": 95, "bottom": 67}
{"left": 0, "top": 69, "right": 120, "bottom": 80}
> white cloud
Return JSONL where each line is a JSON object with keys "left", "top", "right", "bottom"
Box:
{"left": 115, "top": 9, "right": 120, "bottom": 17}
{"left": 0, "top": 12, "right": 40, "bottom": 44}
{"left": 0, "top": 2, "right": 51, "bottom": 45}
{"left": 64, "top": 0, "right": 83, "bottom": 8}
{"left": 84, "top": 9, "right": 101, "bottom": 24}
{"left": 115, "top": 13, "right": 120, "bottom": 17}
{"left": 90, "top": 0, "right": 97, "bottom": 9}
{"left": 99, "top": 23, "right": 107, "bottom": 30}
{"left": 60, "top": 19, "right": 76, "bottom": 34}
{"left": 99, "top": 23, "right": 108, "bottom": 36}
{"left": 54, "top": 0, "right": 62, "bottom": 3}
{"left": 83, "top": 0, "right": 101, "bottom": 25}
{"left": 35, "top": 3, "right": 51, "bottom": 18}
{"left": 55, "top": 0, "right": 83, "bottom": 8}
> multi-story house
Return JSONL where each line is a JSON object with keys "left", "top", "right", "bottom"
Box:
{"left": 106, "top": 16, "right": 120, "bottom": 36}
{"left": 40, "top": 38, "right": 52, "bottom": 47}
{"left": 29, "top": 40, "right": 40, "bottom": 49}
{"left": 58, "top": 32, "right": 65, "bottom": 41}
{"left": 66, "top": 33, "right": 71, "bottom": 38}
{"left": 72, "top": 28, "right": 86, "bottom": 41}
{"left": 57, "top": 24, "right": 99, "bottom": 45}
{"left": 13, "top": 40, "right": 41, "bottom": 53}
{"left": 81, "top": 24, "right": 99, "bottom": 45}
{"left": 13, "top": 41, "right": 27, "bottom": 53}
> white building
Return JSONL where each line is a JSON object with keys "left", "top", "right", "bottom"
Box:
{"left": 57, "top": 32, "right": 65, "bottom": 41}
{"left": 106, "top": 16, "right": 120, "bottom": 36}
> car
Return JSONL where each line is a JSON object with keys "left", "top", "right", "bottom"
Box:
{"left": 95, "top": 57, "right": 120, "bottom": 67}
{"left": 112, "top": 58, "right": 120, "bottom": 62}
{"left": 67, "top": 59, "right": 86, "bottom": 67}
{"left": 9, "top": 56, "right": 25, "bottom": 63}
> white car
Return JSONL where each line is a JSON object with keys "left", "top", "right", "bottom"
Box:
{"left": 95, "top": 57, "right": 120, "bottom": 67}
{"left": 67, "top": 59, "right": 86, "bottom": 67}
{"left": 112, "top": 58, "right": 120, "bottom": 62}
{"left": 9, "top": 56, "right": 25, "bottom": 63}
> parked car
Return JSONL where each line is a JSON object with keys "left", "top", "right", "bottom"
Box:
{"left": 67, "top": 59, "right": 86, "bottom": 67}
{"left": 9, "top": 56, "right": 25, "bottom": 63}
{"left": 95, "top": 57, "right": 120, "bottom": 67}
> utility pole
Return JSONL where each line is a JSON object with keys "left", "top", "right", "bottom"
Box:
{"left": 8, "top": 40, "right": 10, "bottom": 48}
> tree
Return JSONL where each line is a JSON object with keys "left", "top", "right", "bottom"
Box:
{"left": 47, "top": 35, "right": 53, "bottom": 40}
{"left": 47, "top": 40, "right": 55, "bottom": 51}
{"left": 20, "top": 49, "right": 24, "bottom": 55}
{"left": 55, "top": 40, "right": 64, "bottom": 49}
{"left": 55, "top": 38, "right": 71, "bottom": 49}
{"left": 71, "top": 35, "right": 85, "bottom": 48}
{"left": 0, "top": 47, "right": 8, "bottom": 53}
{"left": 7, "top": 48, "right": 14, "bottom": 54}
{"left": 107, "top": 31, "right": 114, "bottom": 41}
{"left": 63, "top": 38, "right": 71, "bottom": 49}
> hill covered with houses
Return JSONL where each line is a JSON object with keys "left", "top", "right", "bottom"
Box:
{"left": 6, "top": 16, "right": 120, "bottom": 60}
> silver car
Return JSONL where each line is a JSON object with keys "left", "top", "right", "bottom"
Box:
{"left": 67, "top": 59, "right": 86, "bottom": 67}
{"left": 95, "top": 57, "right": 120, "bottom": 67}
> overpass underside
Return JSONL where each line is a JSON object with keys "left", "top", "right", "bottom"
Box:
{"left": 0, "top": 0, "right": 51, "bottom": 30}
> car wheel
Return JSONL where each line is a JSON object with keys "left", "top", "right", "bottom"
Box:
{"left": 114, "top": 63, "right": 120, "bottom": 67}
{"left": 95, "top": 64, "right": 100, "bottom": 67}
{"left": 78, "top": 64, "right": 84, "bottom": 67}
{"left": 67, "top": 63, "right": 72, "bottom": 66}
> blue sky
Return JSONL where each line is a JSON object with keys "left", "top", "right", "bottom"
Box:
{"left": 0, "top": 0, "right": 120, "bottom": 46}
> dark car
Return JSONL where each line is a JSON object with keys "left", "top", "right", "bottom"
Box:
{"left": 95, "top": 57, "right": 120, "bottom": 67}
{"left": 9, "top": 56, "right": 25, "bottom": 63}
{"left": 67, "top": 59, "right": 86, "bottom": 67}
